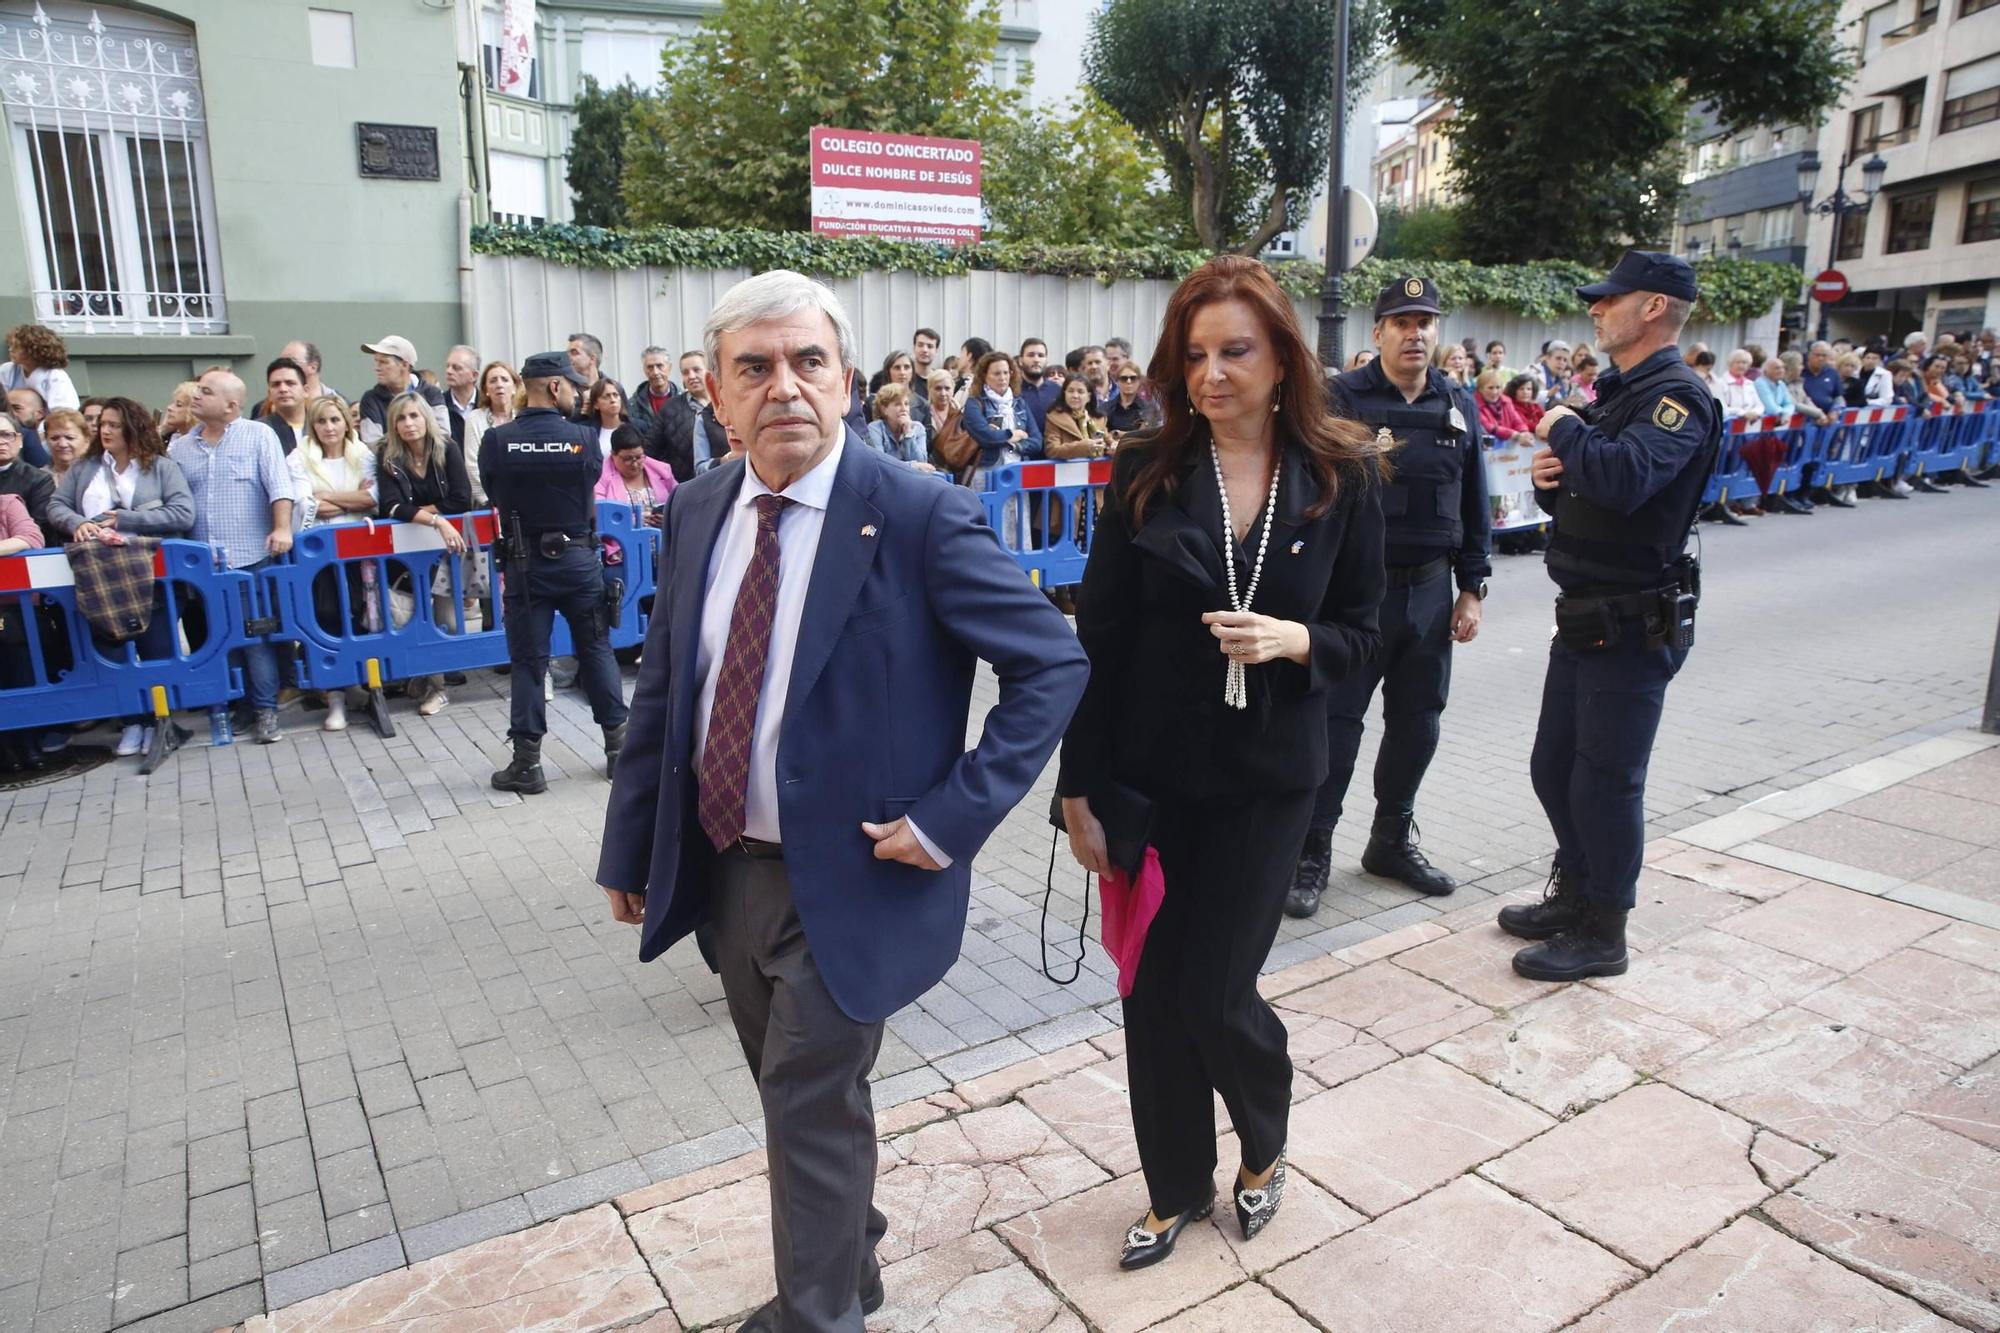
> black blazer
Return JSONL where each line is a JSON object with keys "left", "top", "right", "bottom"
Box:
{"left": 1058, "top": 435, "right": 1385, "bottom": 803}
{"left": 375, "top": 440, "right": 473, "bottom": 521}
{"left": 648, "top": 395, "right": 729, "bottom": 482}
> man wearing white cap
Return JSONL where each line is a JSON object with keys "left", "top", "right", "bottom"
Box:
{"left": 357, "top": 334, "right": 451, "bottom": 445}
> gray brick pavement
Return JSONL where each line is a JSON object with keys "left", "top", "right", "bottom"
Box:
{"left": 0, "top": 491, "right": 1994, "bottom": 1328}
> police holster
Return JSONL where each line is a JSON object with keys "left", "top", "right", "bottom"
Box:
{"left": 1555, "top": 557, "right": 1699, "bottom": 653}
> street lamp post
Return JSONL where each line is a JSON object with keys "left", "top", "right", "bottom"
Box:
{"left": 1315, "top": 0, "right": 1351, "bottom": 371}
{"left": 1796, "top": 147, "right": 1887, "bottom": 342}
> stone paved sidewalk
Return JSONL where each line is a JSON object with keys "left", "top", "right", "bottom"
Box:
{"left": 233, "top": 731, "right": 2000, "bottom": 1332}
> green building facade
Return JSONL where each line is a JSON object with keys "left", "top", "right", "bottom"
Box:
{"left": 0, "top": 0, "right": 473, "bottom": 404}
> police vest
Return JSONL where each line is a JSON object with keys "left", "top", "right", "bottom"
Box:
{"left": 1345, "top": 374, "right": 1465, "bottom": 552}
{"left": 1545, "top": 367, "right": 1720, "bottom": 589}
{"left": 484, "top": 412, "right": 601, "bottom": 534}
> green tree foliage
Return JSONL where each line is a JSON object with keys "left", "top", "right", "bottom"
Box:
{"left": 567, "top": 76, "right": 650, "bottom": 228}
{"left": 1386, "top": 0, "right": 1853, "bottom": 263}
{"left": 621, "top": 0, "right": 1018, "bottom": 231}
{"left": 980, "top": 94, "right": 1195, "bottom": 247}
{"left": 1374, "top": 201, "right": 1463, "bottom": 261}
{"left": 1086, "top": 0, "right": 1382, "bottom": 255}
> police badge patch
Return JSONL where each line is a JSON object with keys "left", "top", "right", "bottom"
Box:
{"left": 1652, "top": 396, "right": 1688, "bottom": 431}
{"left": 1404, "top": 278, "right": 1424, "bottom": 297}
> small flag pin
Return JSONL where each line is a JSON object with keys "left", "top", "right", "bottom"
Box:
{"left": 1289, "top": 540, "right": 1304, "bottom": 554}
{"left": 861, "top": 524, "right": 878, "bottom": 537}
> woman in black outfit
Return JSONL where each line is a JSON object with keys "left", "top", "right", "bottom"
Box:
{"left": 376, "top": 391, "right": 473, "bottom": 716}
{"left": 1059, "top": 255, "right": 1386, "bottom": 1268}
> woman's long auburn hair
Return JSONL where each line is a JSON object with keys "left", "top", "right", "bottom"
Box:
{"left": 1124, "top": 256, "right": 1380, "bottom": 525}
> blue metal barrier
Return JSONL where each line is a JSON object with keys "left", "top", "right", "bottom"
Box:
{"left": 1816, "top": 405, "right": 1914, "bottom": 488}
{"left": 1765, "top": 413, "right": 1819, "bottom": 498}
{"left": 265, "top": 503, "right": 657, "bottom": 737}
{"left": 1906, "top": 408, "right": 1966, "bottom": 480}
{"left": 0, "top": 540, "right": 256, "bottom": 770}
{"left": 978, "top": 459, "right": 1110, "bottom": 589}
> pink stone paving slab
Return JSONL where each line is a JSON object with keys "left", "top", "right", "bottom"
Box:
{"left": 953, "top": 1046, "right": 1104, "bottom": 1112}
{"left": 1390, "top": 927, "right": 1562, "bottom": 1008}
{"left": 1598, "top": 927, "right": 1843, "bottom": 1036}
{"left": 1287, "top": 1054, "right": 1554, "bottom": 1216}
{"left": 1625, "top": 869, "right": 1760, "bottom": 949}
{"left": 1913, "top": 1056, "right": 2000, "bottom": 1149}
{"left": 1647, "top": 847, "right": 1808, "bottom": 901}
{"left": 1662, "top": 1006, "right": 1960, "bottom": 1153}
{"left": 625, "top": 1175, "right": 776, "bottom": 1329}
{"left": 1844, "top": 782, "right": 2000, "bottom": 846}
{"left": 1278, "top": 1005, "right": 1397, "bottom": 1092}
{"left": 1797, "top": 946, "right": 2000, "bottom": 1067}
{"left": 1089, "top": 1029, "right": 1126, "bottom": 1058}
{"left": 1924, "top": 847, "right": 2000, "bottom": 904}
{"left": 1277, "top": 962, "right": 1485, "bottom": 1056}
{"left": 995, "top": 1175, "right": 1245, "bottom": 1333}
{"left": 1429, "top": 984, "right": 1713, "bottom": 1118}
{"left": 1265, "top": 1176, "right": 1636, "bottom": 1333}
{"left": 1430, "top": 888, "right": 1539, "bottom": 934}
{"left": 242, "top": 1204, "right": 668, "bottom": 1333}
{"left": 1716, "top": 882, "right": 1946, "bottom": 973}
{"left": 877, "top": 1091, "right": 971, "bottom": 1136}
{"left": 616, "top": 1150, "right": 768, "bottom": 1217}
{"left": 1329, "top": 920, "right": 1450, "bottom": 966}
{"left": 1764, "top": 1114, "right": 2000, "bottom": 1330}
{"left": 1479, "top": 1083, "right": 1774, "bottom": 1270}
{"left": 1569, "top": 1216, "right": 1954, "bottom": 1333}
{"left": 1255, "top": 950, "right": 1351, "bottom": 1001}
{"left": 1914, "top": 919, "right": 2000, "bottom": 976}
{"left": 1762, "top": 811, "right": 1980, "bottom": 883}
{"left": 1906, "top": 747, "right": 2000, "bottom": 805}
{"left": 865, "top": 1230, "right": 1085, "bottom": 1333}
{"left": 1020, "top": 1057, "right": 1140, "bottom": 1178}
{"left": 1199, "top": 1154, "right": 1364, "bottom": 1275}
{"left": 1748, "top": 1128, "right": 1827, "bottom": 1193}
{"left": 873, "top": 1103, "right": 1109, "bottom": 1264}
{"left": 1142, "top": 1281, "right": 1318, "bottom": 1332}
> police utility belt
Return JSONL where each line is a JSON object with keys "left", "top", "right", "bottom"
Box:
{"left": 1554, "top": 556, "right": 1700, "bottom": 653}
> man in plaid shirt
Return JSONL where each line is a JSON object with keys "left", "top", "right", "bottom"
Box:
{"left": 169, "top": 369, "right": 295, "bottom": 743}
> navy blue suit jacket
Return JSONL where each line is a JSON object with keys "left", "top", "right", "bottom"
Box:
{"left": 597, "top": 434, "right": 1089, "bottom": 1022}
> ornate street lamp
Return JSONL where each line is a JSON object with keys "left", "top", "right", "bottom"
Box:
{"left": 1798, "top": 146, "right": 1888, "bottom": 340}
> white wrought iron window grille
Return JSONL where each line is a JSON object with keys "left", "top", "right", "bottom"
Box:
{"left": 0, "top": 2, "right": 227, "bottom": 334}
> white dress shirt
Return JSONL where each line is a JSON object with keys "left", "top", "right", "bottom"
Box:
{"left": 691, "top": 438, "right": 948, "bottom": 864}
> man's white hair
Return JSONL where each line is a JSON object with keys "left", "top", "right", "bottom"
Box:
{"left": 1904, "top": 330, "right": 1927, "bottom": 347}
{"left": 703, "top": 269, "right": 858, "bottom": 374}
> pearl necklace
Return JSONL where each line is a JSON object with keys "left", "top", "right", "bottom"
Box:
{"left": 1211, "top": 442, "right": 1281, "bottom": 710}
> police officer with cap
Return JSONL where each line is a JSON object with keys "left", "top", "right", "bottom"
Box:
{"left": 1502, "top": 250, "right": 1720, "bottom": 980}
{"left": 1286, "top": 275, "right": 1491, "bottom": 918}
{"left": 480, "top": 351, "right": 632, "bottom": 794}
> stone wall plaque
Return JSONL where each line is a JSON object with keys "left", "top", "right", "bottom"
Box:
{"left": 356, "top": 123, "right": 440, "bottom": 181}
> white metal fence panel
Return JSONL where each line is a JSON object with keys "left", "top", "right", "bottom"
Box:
{"left": 470, "top": 255, "right": 1773, "bottom": 385}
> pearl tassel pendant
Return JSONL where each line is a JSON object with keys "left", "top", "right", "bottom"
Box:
{"left": 1211, "top": 443, "right": 1282, "bottom": 710}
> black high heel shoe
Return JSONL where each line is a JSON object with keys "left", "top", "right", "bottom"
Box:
{"left": 1118, "top": 1182, "right": 1216, "bottom": 1271}
{"left": 1235, "top": 1150, "right": 1287, "bottom": 1241}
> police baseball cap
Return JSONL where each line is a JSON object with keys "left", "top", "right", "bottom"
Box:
{"left": 520, "top": 351, "right": 590, "bottom": 387}
{"left": 1374, "top": 276, "right": 1443, "bottom": 319}
{"left": 1576, "top": 249, "right": 1699, "bottom": 303}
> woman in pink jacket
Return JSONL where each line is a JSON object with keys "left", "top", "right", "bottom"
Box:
{"left": 592, "top": 424, "right": 675, "bottom": 593}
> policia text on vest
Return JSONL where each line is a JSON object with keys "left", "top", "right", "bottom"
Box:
{"left": 477, "top": 351, "right": 634, "bottom": 794}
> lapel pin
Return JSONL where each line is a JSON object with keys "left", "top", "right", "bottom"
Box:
{"left": 1290, "top": 540, "right": 1304, "bottom": 555}
{"left": 861, "top": 524, "right": 878, "bottom": 537}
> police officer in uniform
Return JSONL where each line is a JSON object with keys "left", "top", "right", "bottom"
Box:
{"left": 1502, "top": 251, "right": 1721, "bottom": 980}
{"left": 480, "top": 351, "right": 633, "bottom": 794}
{"left": 1286, "top": 276, "right": 1492, "bottom": 917}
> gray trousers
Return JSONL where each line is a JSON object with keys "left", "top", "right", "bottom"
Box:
{"left": 708, "top": 851, "right": 887, "bottom": 1333}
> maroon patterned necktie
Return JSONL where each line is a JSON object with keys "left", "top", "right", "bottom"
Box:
{"left": 697, "top": 493, "right": 793, "bottom": 850}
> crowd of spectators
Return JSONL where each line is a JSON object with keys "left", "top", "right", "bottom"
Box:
{"left": 0, "top": 311, "right": 1993, "bottom": 772}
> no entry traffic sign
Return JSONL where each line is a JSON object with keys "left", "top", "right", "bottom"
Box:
{"left": 1812, "top": 269, "right": 1850, "bottom": 303}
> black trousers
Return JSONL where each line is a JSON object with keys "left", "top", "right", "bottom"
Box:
{"left": 502, "top": 544, "right": 630, "bottom": 741}
{"left": 1124, "top": 789, "right": 1313, "bottom": 1218}
{"left": 1313, "top": 567, "right": 1454, "bottom": 831}
{"left": 708, "top": 851, "right": 886, "bottom": 1333}
{"left": 1529, "top": 623, "right": 1690, "bottom": 911}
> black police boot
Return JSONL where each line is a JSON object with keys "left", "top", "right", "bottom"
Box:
{"left": 1913, "top": 474, "right": 1948, "bottom": 494}
{"left": 492, "top": 739, "right": 548, "bottom": 795}
{"left": 1701, "top": 502, "right": 1748, "bottom": 527}
{"left": 1284, "top": 827, "right": 1334, "bottom": 919}
{"left": 1497, "top": 864, "right": 1587, "bottom": 940}
{"left": 602, "top": 723, "right": 628, "bottom": 780}
{"left": 1360, "top": 813, "right": 1456, "bottom": 896}
{"left": 1952, "top": 468, "right": 1990, "bottom": 488}
{"left": 1511, "top": 904, "right": 1629, "bottom": 981}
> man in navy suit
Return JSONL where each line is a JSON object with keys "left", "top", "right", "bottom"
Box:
{"left": 597, "top": 270, "right": 1087, "bottom": 1333}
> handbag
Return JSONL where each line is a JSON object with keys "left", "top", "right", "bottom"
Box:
{"left": 932, "top": 410, "right": 979, "bottom": 484}
{"left": 1039, "top": 780, "right": 1156, "bottom": 984}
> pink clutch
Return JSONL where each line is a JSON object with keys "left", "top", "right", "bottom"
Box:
{"left": 1100, "top": 846, "right": 1165, "bottom": 998}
